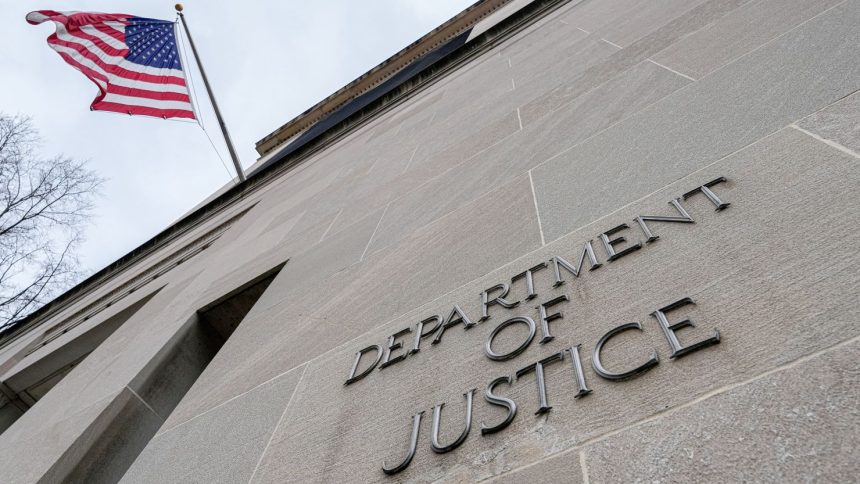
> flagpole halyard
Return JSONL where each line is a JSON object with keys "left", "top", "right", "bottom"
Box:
{"left": 175, "top": 4, "right": 246, "bottom": 182}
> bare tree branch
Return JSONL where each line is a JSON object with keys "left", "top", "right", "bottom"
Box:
{"left": 0, "top": 114, "right": 102, "bottom": 329}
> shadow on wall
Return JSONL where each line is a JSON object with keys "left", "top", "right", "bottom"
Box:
{"left": 46, "top": 262, "right": 286, "bottom": 483}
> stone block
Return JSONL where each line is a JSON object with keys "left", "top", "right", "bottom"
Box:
{"left": 254, "top": 148, "right": 354, "bottom": 235}
{"left": 519, "top": 0, "right": 752, "bottom": 123}
{"left": 121, "top": 365, "right": 304, "bottom": 484}
{"left": 64, "top": 388, "right": 164, "bottom": 484}
{"left": 652, "top": 0, "right": 843, "bottom": 79}
{"left": 258, "top": 209, "right": 305, "bottom": 244}
{"left": 558, "top": 0, "right": 640, "bottom": 34}
{"left": 583, "top": 338, "right": 860, "bottom": 483}
{"left": 524, "top": 59, "right": 690, "bottom": 164}
{"left": 595, "top": 0, "right": 710, "bottom": 48}
{"left": 366, "top": 135, "right": 533, "bottom": 254}
{"left": 368, "top": 59, "right": 688, "bottom": 254}
{"left": 531, "top": 0, "right": 860, "bottom": 241}
{"left": 510, "top": 38, "right": 619, "bottom": 107}
{"left": 0, "top": 388, "right": 162, "bottom": 484}
{"left": 503, "top": 11, "right": 591, "bottom": 66}
{"left": 796, "top": 90, "right": 860, "bottom": 156}
{"left": 367, "top": 90, "right": 444, "bottom": 147}
{"left": 409, "top": 110, "right": 522, "bottom": 179}
{"left": 487, "top": 450, "right": 584, "bottom": 484}
{"left": 421, "top": 53, "right": 519, "bottom": 135}
{"left": 267, "top": 206, "right": 385, "bottom": 297}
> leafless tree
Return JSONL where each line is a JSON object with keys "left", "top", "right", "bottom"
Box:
{"left": 0, "top": 114, "right": 102, "bottom": 329}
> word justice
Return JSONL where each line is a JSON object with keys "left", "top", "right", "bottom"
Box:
{"left": 381, "top": 296, "right": 720, "bottom": 475}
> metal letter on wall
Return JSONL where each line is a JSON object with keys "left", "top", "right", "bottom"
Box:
{"left": 651, "top": 297, "right": 720, "bottom": 358}
{"left": 481, "top": 376, "right": 517, "bottom": 435}
{"left": 592, "top": 322, "right": 659, "bottom": 381}
{"left": 382, "top": 411, "right": 424, "bottom": 475}
{"left": 431, "top": 389, "right": 476, "bottom": 454}
{"left": 484, "top": 316, "right": 536, "bottom": 361}
{"left": 345, "top": 345, "right": 383, "bottom": 385}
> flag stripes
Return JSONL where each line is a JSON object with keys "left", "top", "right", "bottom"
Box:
{"left": 27, "top": 10, "right": 195, "bottom": 120}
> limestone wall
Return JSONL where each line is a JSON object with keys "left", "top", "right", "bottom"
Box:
{"left": 1, "top": 1, "right": 858, "bottom": 482}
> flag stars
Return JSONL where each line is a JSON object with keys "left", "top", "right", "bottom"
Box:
{"left": 122, "top": 18, "right": 183, "bottom": 69}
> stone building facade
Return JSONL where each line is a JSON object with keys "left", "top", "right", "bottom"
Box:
{"left": 0, "top": 0, "right": 858, "bottom": 482}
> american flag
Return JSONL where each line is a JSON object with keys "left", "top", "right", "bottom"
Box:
{"left": 27, "top": 10, "right": 196, "bottom": 120}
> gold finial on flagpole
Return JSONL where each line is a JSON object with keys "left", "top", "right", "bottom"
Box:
{"left": 175, "top": 4, "right": 184, "bottom": 12}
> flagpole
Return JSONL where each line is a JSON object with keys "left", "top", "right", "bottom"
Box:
{"left": 175, "top": 4, "right": 246, "bottom": 182}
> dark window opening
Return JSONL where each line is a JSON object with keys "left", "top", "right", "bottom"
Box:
{"left": 60, "top": 262, "right": 286, "bottom": 483}
{"left": 197, "top": 267, "right": 283, "bottom": 341}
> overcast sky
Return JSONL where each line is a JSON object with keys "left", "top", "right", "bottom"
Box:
{"left": 0, "top": 0, "right": 474, "bottom": 282}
